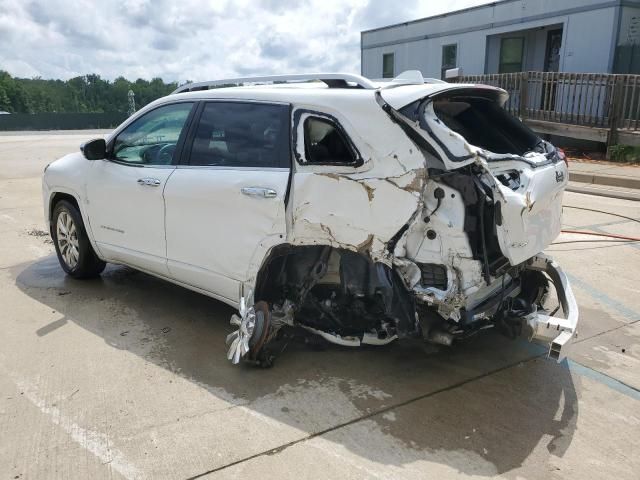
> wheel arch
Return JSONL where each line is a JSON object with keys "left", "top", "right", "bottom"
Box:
{"left": 48, "top": 189, "right": 103, "bottom": 260}
{"left": 49, "top": 192, "right": 80, "bottom": 226}
{"left": 252, "top": 243, "right": 417, "bottom": 336}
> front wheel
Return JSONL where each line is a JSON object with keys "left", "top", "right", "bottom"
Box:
{"left": 51, "top": 200, "right": 106, "bottom": 279}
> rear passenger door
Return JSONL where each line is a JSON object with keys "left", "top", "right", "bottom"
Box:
{"left": 163, "top": 101, "right": 291, "bottom": 305}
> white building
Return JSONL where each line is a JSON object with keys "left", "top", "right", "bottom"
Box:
{"left": 361, "top": 0, "right": 640, "bottom": 79}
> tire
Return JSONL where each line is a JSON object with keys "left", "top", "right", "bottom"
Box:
{"left": 51, "top": 200, "right": 106, "bottom": 279}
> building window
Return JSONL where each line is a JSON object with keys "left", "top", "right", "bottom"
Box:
{"left": 441, "top": 44, "right": 458, "bottom": 79}
{"left": 499, "top": 37, "right": 525, "bottom": 73}
{"left": 382, "top": 53, "right": 394, "bottom": 78}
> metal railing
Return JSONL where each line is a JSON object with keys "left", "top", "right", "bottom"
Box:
{"left": 453, "top": 71, "right": 640, "bottom": 145}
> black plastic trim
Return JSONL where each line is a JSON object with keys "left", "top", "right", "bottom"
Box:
{"left": 178, "top": 101, "right": 205, "bottom": 165}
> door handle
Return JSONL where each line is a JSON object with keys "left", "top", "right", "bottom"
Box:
{"left": 241, "top": 187, "right": 277, "bottom": 198}
{"left": 137, "top": 177, "right": 161, "bottom": 187}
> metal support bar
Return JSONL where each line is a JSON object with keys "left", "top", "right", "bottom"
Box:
{"left": 524, "top": 254, "right": 579, "bottom": 362}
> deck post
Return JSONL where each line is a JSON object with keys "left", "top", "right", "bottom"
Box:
{"left": 519, "top": 72, "right": 529, "bottom": 120}
{"left": 607, "top": 75, "right": 625, "bottom": 158}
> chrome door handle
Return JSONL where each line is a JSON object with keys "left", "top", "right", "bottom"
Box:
{"left": 137, "top": 177, "right": 161, "bottom": 187}
{"left": 241, "top": 187, "right": 277, "bottom": 198}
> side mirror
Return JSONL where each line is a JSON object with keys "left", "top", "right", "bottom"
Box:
{"left": 80, "top": 138, "right": 106, "bottom": 160}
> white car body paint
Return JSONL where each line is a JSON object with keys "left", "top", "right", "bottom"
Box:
{"left": 164, "top": 166, "right": 289, "bottom": 303}
{"left": 42, "top": 74, "right": 578, "bottom": 362}
{"left": 84, "top": 160, "right": 175, "bottom": 276}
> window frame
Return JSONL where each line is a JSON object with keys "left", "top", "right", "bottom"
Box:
{"left": 498, "top": 37, "right": 525, "bottom": 74}
{"left": 292, "top": 109, "right": 363, "bottom": 168}
{"left": 180, "top": 99, "right": 292, "bottom": 170}
{"left": 441, "top": 43, "right": 458, "bottom": 80}
{"left": 105, "top": 101, "right": 196, "bottom": 168}
{"left": 382, "top": 53, "right": 395, "bottom": 79}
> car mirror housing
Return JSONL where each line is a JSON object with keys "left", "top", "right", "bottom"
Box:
{"left": 80, "top": 138, "right": 106, "bottom": 160}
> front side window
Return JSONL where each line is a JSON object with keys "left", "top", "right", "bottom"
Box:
{"left": 441, "top": 44, "right": 457, "bottom": 79}
{"left": 303, "top": 116, "right": 356, "bottom": 165}
{"left": 189, "top": 102, "right": 289, "bottom": 168}
{"left": 112, "top": 102, "right": 194, "bottom": 165}
{"left": 383, "top": 53, "right": 395, "bottom": 78}
{"left": 499, "top": 37, "right": 524, "bottom": 73}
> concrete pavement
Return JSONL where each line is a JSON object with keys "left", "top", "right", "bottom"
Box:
{"left": 568, "top": 159, "right": 640, "bottom": 200}
{"left": 0, "top": 132, "right": 639, "bottom": 479}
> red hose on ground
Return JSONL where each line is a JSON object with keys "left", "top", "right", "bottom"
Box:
{"left": 560, "top": 230, "right": 640, "bottom": 241}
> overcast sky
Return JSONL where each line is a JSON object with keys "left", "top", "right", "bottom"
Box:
{"left": 0, "top": 0, "right": 493, "bottom": 82}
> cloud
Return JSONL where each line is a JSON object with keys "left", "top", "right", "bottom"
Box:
{"left": 0, "top": 0, "right": 492, "bottom": 82}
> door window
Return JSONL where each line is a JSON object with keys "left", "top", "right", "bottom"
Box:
{"left": 441, "top": 44, "right": 457, "bottom": 79}
{"left": 499, "top": 37, "right": 525, "bottom": 73}
{"left": 544, "top": 29, "right": 563, "bottom": 72}
{"left": 188, "top": 102, "right": 290, "bottom": 168}
{"left": 111, "top": 102, "right": 194, "bottom": 165}
{"left": 383, "top": 53, "right": 395, "bottom": 78}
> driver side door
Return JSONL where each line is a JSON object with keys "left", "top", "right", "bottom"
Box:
{"left": 85, "top": 101, "right": 195, "bottom": 276}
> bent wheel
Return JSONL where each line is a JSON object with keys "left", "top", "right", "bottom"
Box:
{"left": 226, "top": 299, "right": 272, "bottom": 365}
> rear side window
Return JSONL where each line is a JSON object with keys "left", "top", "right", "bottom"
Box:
{"left": 304, "top": 117, "right": 356, "bottom": 165}
{"left": 189, "top": 102, "right": 290, "bottom": 168}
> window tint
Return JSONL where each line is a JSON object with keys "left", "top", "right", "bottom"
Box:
{"left": 499, "top": 37, "right": 524, "bottom": 73}
{"left": 441, "top": 44, "right": 457, "bottom": 79}
{"left": 189, "top": 102, "right": 289, "bottom": 168}
{"left": 383, "top": 53, "right": 394, "bottom": 78}
{"left": 304, "top": 117, "right": 356, "bottom": 165}
{"left": 112, "top": 102, "right": 193, "bottom": 165}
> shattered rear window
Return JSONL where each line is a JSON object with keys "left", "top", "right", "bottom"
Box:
{"left": 432, "top": 97, "right": 539, "bottom": 156}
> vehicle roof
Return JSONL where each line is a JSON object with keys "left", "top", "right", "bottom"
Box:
{"left": 160, "top": 81, "right": 499, "bottom": 111}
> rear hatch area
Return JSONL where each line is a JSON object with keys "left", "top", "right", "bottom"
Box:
{"left": 389, "top": 86, "right": 568, "bottom": 265}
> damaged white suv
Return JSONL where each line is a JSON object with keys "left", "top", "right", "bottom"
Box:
{"left": 42, "top": 71, "right": 578, "bottom": 367}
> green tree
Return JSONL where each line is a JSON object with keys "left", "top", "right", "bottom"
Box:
{"left": 0, "top": 71, "right": 176, "bottom": 114}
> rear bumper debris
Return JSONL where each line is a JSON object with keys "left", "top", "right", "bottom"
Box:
{"left": 523, "top": 254, "right": 579, "bottom": 361}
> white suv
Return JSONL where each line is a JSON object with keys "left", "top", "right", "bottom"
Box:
{"left": 42, "top": 71, "right": 578, "bottom": 367}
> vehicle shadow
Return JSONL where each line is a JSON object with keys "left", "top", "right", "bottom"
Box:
{"left": 14, "top": 255, "right": 579, "bottom": 476}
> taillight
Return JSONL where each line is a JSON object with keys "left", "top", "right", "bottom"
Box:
{"left": 557, "top": 148, "right": 568, "bottom": 167}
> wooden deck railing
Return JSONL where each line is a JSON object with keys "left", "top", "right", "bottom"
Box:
{"left": 452, "top": 72, "right": 640, "bottom": 147}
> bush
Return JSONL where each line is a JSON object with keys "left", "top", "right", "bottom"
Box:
{"left": 608, "top": 144, "right": 640, "bottom": 163}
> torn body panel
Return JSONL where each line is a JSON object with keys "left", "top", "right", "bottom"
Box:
{"left": 286, "top": 100, "right": 427, "bottom": 261}
{"left": 231, "top": 82, "right": 577, "bottom": 366}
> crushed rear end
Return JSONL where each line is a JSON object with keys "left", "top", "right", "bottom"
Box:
{"left": 226, "top": 80, "right": 578, "bottom": 367}
{"left": 381, "top": 84, "right": 578, "bottom": 360}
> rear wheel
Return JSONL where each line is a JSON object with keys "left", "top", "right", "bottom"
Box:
{"left": 51, "top": 200, "right": 106, "bottom": 279}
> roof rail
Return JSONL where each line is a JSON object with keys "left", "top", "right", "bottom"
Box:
{"left": 172, "top": 73, "right": 377, "bottom": 94}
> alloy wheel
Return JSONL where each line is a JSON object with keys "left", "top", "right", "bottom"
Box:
{"left": 56, "top": 210, "right": 79, "bottom": 269}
